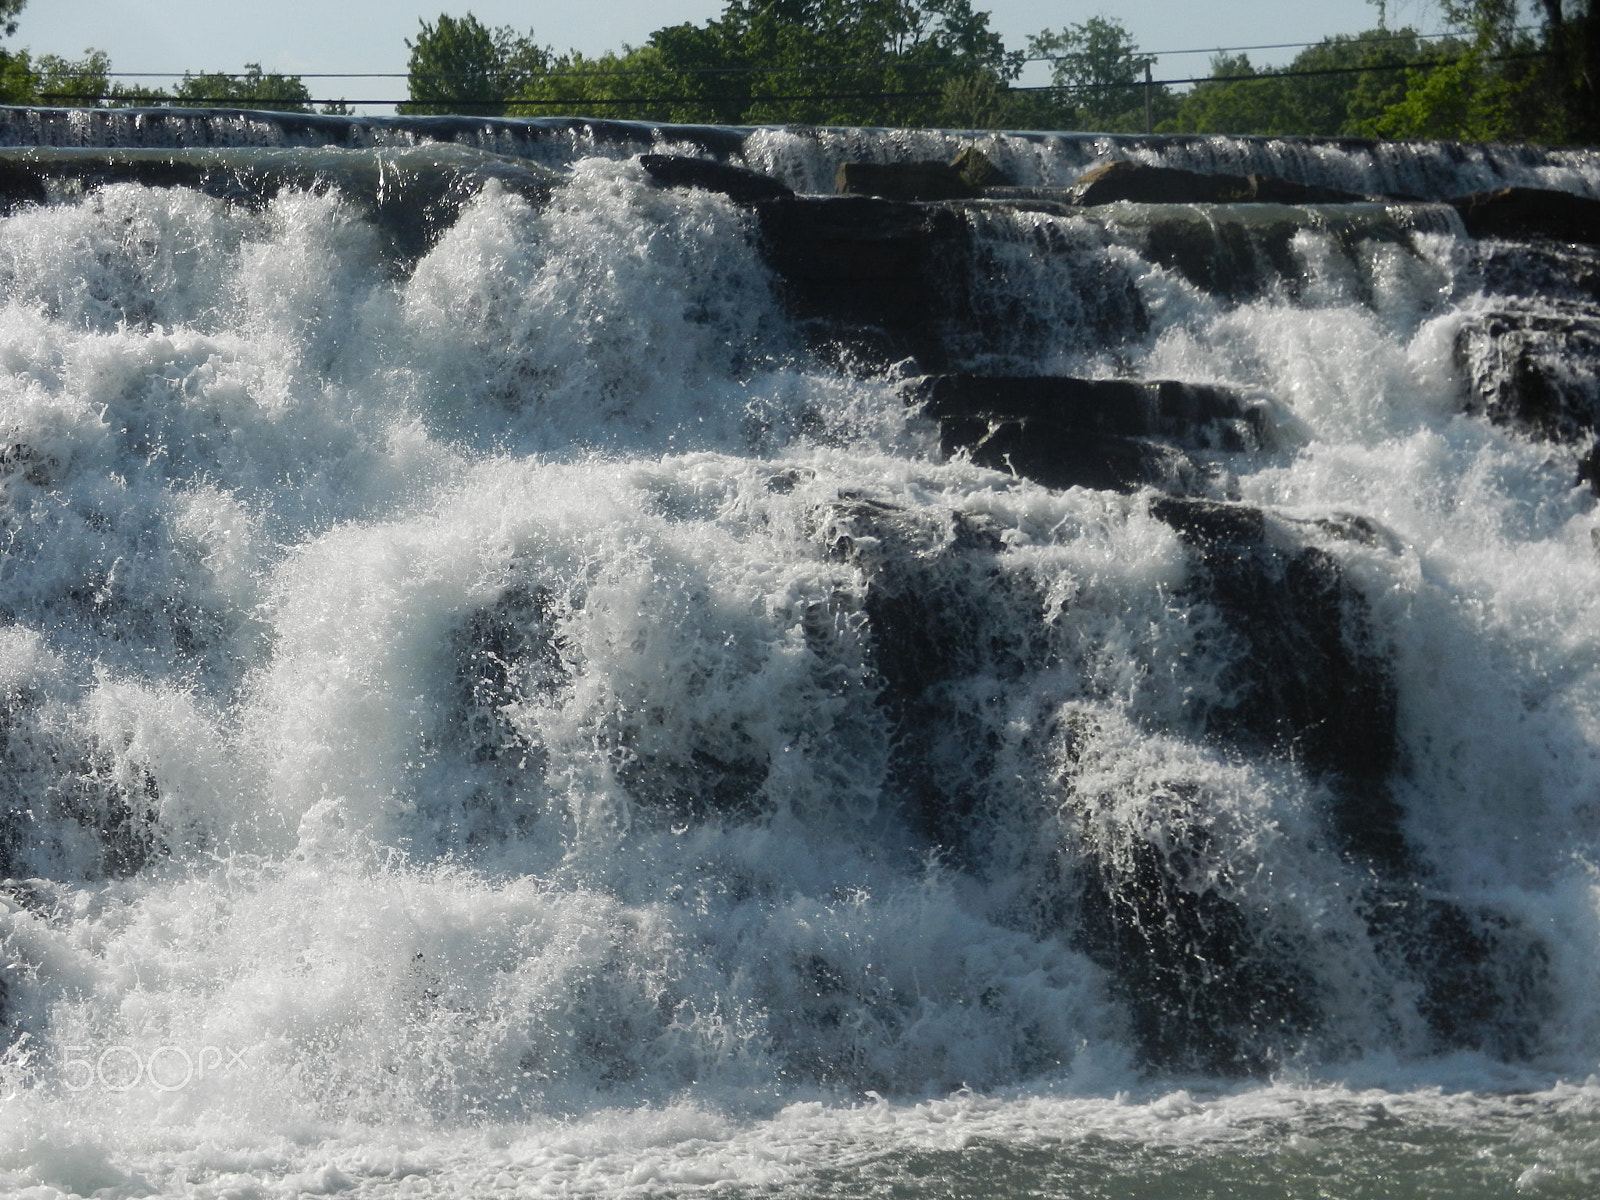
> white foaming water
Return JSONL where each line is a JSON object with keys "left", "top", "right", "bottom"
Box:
{"left": 1, "top": 130, "right": 1599, "bottom": 1197}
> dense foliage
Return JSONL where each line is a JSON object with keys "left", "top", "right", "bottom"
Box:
{"left": 399, "top": 13, "right": 549, "bottom": 116}
{"left": 425, "top": 1, "right": 1600, "bottom": 143}
{"left": 507, "top": 0, "right": 1018, "bottom": 128}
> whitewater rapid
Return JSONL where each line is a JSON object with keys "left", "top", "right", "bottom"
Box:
{"left": 0, "top": 116, "right": 1598, "bottom": 1196}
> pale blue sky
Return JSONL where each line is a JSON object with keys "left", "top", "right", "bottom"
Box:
{"left": 17, "top": 1, "right": 1452, "bottom": 112}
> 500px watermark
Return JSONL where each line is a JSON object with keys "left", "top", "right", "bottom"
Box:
{"left": 59, "top": 1044, "right": 249, "bottom": 1092}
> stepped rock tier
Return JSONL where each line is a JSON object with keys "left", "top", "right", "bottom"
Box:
{"left": 2, "top": 107, "right": 1600, "bottom": 1195}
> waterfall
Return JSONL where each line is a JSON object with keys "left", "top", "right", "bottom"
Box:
{"left": 2, "top": 107, "right": 1600, "bottom": 1197}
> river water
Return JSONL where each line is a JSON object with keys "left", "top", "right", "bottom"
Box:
{"left": 0, "top": 111, "right": 1599, "bottom": 1197}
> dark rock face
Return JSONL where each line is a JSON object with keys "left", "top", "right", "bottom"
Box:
{"left": 1455, "top": 305, "right": 1600, "bottom": 443}
{"left": 1146, "top": 496, "right": 1553, "bottom": 1057}
{"left": 1473, "top": 238, "right": 1600, "bottom": 306}
{"left": 638, "top": 153, "right": 794, "bottom": 204}
{"left": 1066, "top": 762, "right": 1323, "bottom": 1075}
{"left": 1149, "top": 496, "right": 1401, "bottom": 847}
{"left": 437, "top": 585, "right": 567, "bottom": 844}
{"left": 1453, "top": 186, "right": 1600, "bottom": 245}
{"left": 909, "top": 374, "right": 1267, "bottom": 494}
{"left": 835, "top": 159, "right": 979, "bottom": 202}
{"left": 812, "top": 497, "right": 1041, "bottom": 851}
{"left": 754, "top": 196, "right": 974, "bottom": 369}
{"left": 809, "top": 492, "right": 1344, "bottom": 1073}
{"left": 0, "top": 160, "right": 46, "bottom": 211}
{"left": 1068, "top": 159, "right": 1376, "bottom": 207}
{"left": 1, "top": 686, "right": 163, "bottom": 881}
{"left": 1369, "top": 889, "right": 1554, "bottom": 1060}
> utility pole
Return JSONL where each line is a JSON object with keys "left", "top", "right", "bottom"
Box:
{"left": 1144, "top": 61, "right": 1153, "bottom": 133}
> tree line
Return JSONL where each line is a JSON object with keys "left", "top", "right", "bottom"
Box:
{"left": 1, "top": 0, "right": 1597, "bottom": 143}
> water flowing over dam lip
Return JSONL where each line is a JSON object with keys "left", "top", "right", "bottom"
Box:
{"left": 1, "top": 105, "right": 1600, "bottom": 1196}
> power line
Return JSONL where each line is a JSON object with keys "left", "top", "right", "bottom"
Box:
{"left": 38, "top": 50, "right": 1553, "bottom": 111}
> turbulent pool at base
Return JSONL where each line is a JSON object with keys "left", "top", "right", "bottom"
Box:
{"left": 2, "top": 109, "right": 1600, "bottom": 1197}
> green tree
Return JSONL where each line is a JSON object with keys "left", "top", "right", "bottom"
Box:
{"left": 1026, "top": 16, "right": 1161, "bottom": 131}
{"left": 402, "top": 12, "right": 549, "bottom": 116}
{"left": 510, "top": 0, "right": 1020, "bottom": 127}
{"left": 1169, "top": 26, "right": 1446, "bottom": 137}
{"left": 1367, "top": 0, "right": 1599, "bottom": 143}
{"left": 0, "top": 0, "right": 29, "bottom": 102}
{"left": 172, "top": 64, "right": 315, "bottom": 112}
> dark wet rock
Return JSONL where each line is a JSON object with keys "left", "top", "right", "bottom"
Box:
{"left": 453, "top": 585, "right": 565, "bottom": 769}
{"left": 952, "top": 424, "right": 1203, "bottom": 494}
{"left": 1579, "top": 440, "right": 1600, "bottom": 493}
{"left": 1472, "top": 239, "right": 1600, "bottom": 306}
{"left": 1455, "top": 305, "right": 1600, "bottom": 442}
{"left": 638, "top": 153, "right": 793, "bottom": 204}
{"left": 1363, "top": 889, "right": 1554, "bottom": 1060}
{"left": 835, "top": 159, "right": 979, "bottom": 202}
{"left": 813, "top": 497, "right": 1041, "bottom": 851}
{"left": 1145, "top": 495, "right": 1554, "bottom": 1060}
{"left": 1, "top": 685, "right": 163, "bottom": 881}
{"left": 1102, "top": 202, "right": 1417, "bottom": 303}
{"left": 908, "top": 374, "right": 1267, "bottom": 494}
{"left": 950, "top": 145, "right": 1010, "bottom": 189}
{"left": 1064, "top": 764, "right": 1322, "bottom": 1075}
{"left": 754, "top": 195, "right": 974, "bottom": 369}
{"left": 1453, "top": 186, "right": 1600, "bottom": 245}
{"left": 944, "top": 212, "right": 1150, "bottom": 368}
{"left": 0, "top": 442, "right": 57, "bottom": 488}
{"left": 911, "top": 374, "right": 1265, "bottom": 442}
{"left": 1148, "top": 496, "right": 1403, "bottom": 863}
{"left": 0, "top": 159, "right": 46, "bottom": 211}
{"left": 437, "top": 585, "right": 567, "bottom": 843}
{"left": 1068, "top": 159, "right": 1375, "bottom": 207}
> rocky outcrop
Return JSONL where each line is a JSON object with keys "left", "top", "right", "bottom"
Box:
{"left": 808, "top": 486, "right": 1543, "bottom": 1072}
{"left": 835, "top": 159, "right": 979, "bottom": 202}
{"left": 1148, "top": 496, "right": 1401, "bottom": 843}
{"left": 753, "top": 195, "right": 974, "bottom": 368}
{"left": 1146, "top": 495, "right": 1552, "bottom": 1059}
{"left": 833, "top": 146, "right": 1012, "bottom": 201}
{"left": 638, "top": 153, "right": 794, "bottom": 203}
{"left": 0, "top": 145, "right": 561, "bottom": 263}
{"left": 1452, "top": 185, "right": 1600, "bottom": 245}
{"left": 908, "top": 374, "right": 1268, "bottom": 494}
{"left": 1454, "top": 304, "right": 1600, "bottom": 443}
{"left": 1065, "top": 159, "right": 1377, "bottom": 206}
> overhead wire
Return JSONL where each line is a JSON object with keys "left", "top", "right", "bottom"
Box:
{"left": 29, "top": 26, "right": 1551, "bottom": 111}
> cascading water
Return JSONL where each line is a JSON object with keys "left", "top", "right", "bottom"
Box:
{"left": 2, "top": 107, "right": 1600, "bottom": 1196}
